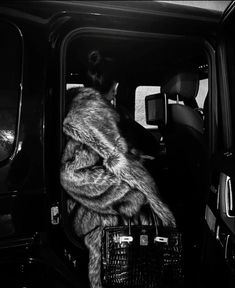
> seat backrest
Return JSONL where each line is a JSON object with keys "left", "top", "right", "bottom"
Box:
{"left": 159, "top": 69, "right": 206, "bottom": 235}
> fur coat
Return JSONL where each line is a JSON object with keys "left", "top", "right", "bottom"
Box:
{"left": 60, "top": 87, "right": 175, "bottom": 287}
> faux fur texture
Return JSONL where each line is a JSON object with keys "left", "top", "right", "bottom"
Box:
{"left": 60, "top": 87, "right": 175, "bottom": 288}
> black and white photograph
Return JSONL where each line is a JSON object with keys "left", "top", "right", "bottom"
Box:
{"left": 0, "top": 1, "right": 234, "bottom": 287}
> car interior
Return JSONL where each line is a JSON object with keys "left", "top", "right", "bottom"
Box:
{"left": 61, "top": 30, "right": 209, "bottom": 286}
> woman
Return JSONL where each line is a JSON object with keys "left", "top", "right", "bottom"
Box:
{"left": 60, "top": 50, "right": 175, "bottom": 288}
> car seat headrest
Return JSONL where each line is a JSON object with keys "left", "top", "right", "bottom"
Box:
{"left": 161, "top": 69, "right": 199, "bottom": 101}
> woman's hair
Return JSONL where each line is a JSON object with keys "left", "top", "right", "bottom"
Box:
{"left": 86, "top": 50, "right": 117, "bottom": 94}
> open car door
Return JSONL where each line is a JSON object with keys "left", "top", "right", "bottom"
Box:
{"left": 202, "top": 2, "right": 235, "bottom": 288}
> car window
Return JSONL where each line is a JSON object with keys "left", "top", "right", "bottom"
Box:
{"left": 197, "top": 78, "right": 208, "bottom": 109}
{"left": 66, "top": 83, "right": 84, "bottom": 90}
{"left": 0, "top": 21, "right": 22, "bottom": 162}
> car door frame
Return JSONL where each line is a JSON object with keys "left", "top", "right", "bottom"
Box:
{"left": 202, "top": 2, "right": 235, "bottom": 287}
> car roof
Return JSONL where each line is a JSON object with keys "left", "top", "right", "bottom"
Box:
{"left": 0, "top": 1, "right": 228, "bottom": 28}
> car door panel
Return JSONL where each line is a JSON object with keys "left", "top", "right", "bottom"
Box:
{"left": 203, "top": 152, "right": 235, "bottom": 287}
{"left": 219, "top": 172, "right": 235, "bottom": 233}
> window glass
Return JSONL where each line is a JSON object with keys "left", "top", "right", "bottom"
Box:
{"left": 0, "top": 22, "right": 22, "bottom": 161}
{"left": 66, "top": 83, "right": 84, "bottom": 90}
{"left": 197, "top": 78, "right": 208, "bottom": 109}
{"left": 135, "top": 86, "right": 160, "bottom": 128}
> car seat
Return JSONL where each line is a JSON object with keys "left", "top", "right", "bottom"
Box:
{"left": 159, "top": 68, "right": 207, "bottom": 283}
{"left": 159, "top": 69, "right": 205, "bottom": 223}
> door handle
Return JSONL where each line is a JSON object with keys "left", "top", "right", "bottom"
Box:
{"left": 225, "top": 176, "right": 235, "bottom": 218}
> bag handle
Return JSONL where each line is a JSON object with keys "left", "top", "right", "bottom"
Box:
{"left": 116, "top": 206, "right": 168, "bottom": 245}
{"left": 127, "top": 205, "right": 159, "bottom": 237}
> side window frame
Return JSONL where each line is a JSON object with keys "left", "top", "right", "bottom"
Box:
{"left": 0, "top": 19, "right": 24, "bottom": 165}
{"left": 217, "top": 37, "right": 233, "bottom": 153}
